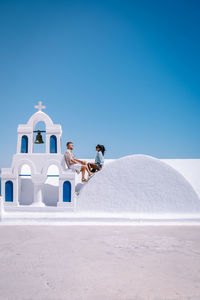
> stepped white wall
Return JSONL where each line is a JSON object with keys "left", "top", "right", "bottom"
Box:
{"left": 1, "top": 156, "right": 200, "bottom": 214}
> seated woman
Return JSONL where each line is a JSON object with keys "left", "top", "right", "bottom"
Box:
{"left": 88, "top": 144, "right": 105, "bottom": 172}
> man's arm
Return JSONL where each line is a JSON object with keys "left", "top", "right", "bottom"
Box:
{"left": 70, "top": 158, "right": 78, "bottom": 164}
{"left": 73, "top": 158, "right": 86, "bottom": 165}
{"left": 70, "top": 153, "right": 85, "bottom": 165}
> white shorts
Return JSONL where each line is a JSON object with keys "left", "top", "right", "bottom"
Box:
{"left": 69, "top": 164, "right": 82, "bottom": 173}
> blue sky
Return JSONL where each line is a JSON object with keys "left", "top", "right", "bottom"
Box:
{"left": 0, "top": 0, "right": 200, "bottom": 168}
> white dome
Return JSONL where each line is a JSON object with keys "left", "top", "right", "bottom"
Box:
{"left": 77, "top": 155, "right": 200, "bottom": 213}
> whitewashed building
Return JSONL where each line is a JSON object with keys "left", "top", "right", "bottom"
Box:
{"left": 0, "top": 101, "right": 200, "bottom": 224}
{"left": 0, "top": 102, "right": 75, "bottom": 210}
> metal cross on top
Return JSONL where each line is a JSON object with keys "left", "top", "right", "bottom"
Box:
{"left": 34, "top": 101, "right": 46, "bottom": 112}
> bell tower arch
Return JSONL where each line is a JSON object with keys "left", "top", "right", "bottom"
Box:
{"left": 16, "top": 101, "right": 62, "bottom": 154}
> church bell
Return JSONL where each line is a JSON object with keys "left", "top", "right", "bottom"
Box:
{"left": 34, "top": 130, "right": 44, "bottom": 144}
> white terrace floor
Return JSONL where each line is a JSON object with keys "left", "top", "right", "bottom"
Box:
{"left": 0, "top": 225, "right": 200, "bottom": 300}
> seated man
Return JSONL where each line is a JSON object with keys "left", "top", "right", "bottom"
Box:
{"left": 64, "top": 142, "right": 92, "bottom": 182}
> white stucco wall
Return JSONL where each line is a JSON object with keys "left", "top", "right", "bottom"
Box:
{"left": 161, "top": 159, "right": 200, "bottom": 197}
{"left": 1, "top": 158, "right": 200, "bottom": 198}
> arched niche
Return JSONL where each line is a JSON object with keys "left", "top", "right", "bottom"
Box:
{"left": 33, "top": 121, "right": 46, "bottom": 153}
{"left": 43, "top": 164, "right": 59, "bottom": 206}
{"left": 5, "top": 181, "right": 13, "bottom": 202}
{"left": 21, "top": 135, "right": 28, "bottom": 153}
{"left": 20, "top": 164, "right": 32, "bottom": 176}
{"left": 19, "top": 164, "right": 33, "bottom": 205}
{"left": 13, "top": 159, "right": 36, "bottom": 177}
{"left": 63, "top": 181, "right": 71, "bottom": 203}
{"left": 42, "top": 160, "right": 62, "bottom": 176}
{"left": 50, "top": 135, "right": 57, "bottom": 153}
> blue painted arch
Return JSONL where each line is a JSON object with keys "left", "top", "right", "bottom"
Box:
{"left": 21, "top": 135, "right": 28, "bottom": 153}
{"left": 5, "top": 181, "right": 13, "bottom": 202}
{"left": 63, "top": 181, "right": 71, "bottom": 202}
{"left": 50, "top": 135, "right": 57, "bottom": 153}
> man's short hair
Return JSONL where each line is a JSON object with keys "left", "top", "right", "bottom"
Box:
{"left": 66, "top": 141, "right": 73, "bottom": 147}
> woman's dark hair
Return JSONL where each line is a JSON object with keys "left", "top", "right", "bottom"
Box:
{"left": 96, "top": 144, "right": 106, "bottom": 156}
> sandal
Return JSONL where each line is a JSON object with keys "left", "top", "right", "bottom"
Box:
{"left": 89, "top": 173, "right": 95, "bottom": 178}
{"left": 82, "top": 178, "right": 88, "bottom": 182}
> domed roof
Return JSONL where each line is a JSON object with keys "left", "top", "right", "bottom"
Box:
{"left": 77, "top": 154, "right": 200, "bottom": 214}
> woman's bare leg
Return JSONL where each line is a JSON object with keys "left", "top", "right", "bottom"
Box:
{"left": 88, "top": 163, "right": 99, "bottom": 171}
{"left": 87, "top": 163, "right": 92, "bottom": 172}
{"left": 81, "top": 165, "right": 92, "bottom": 181}
{"left": 81, "top": 166, "right": 86, "bottom": 180}
{"left": 85, "top": 165, "right": 92, "bottom": 176}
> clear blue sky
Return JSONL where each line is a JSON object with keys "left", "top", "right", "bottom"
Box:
{"left": 0, "top": 0, "right": 200, "bottom": 168}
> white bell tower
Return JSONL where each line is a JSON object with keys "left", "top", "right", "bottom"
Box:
{"left": 1, "top": 102, "right": 75, "bottom": 210}
{"left": 17, "top": 101, "right": 62, "bottom": 154}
